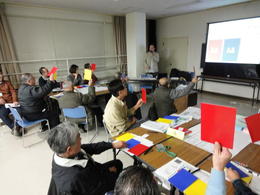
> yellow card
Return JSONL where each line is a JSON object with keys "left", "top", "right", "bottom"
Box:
{"left": 115, "top": 133, "right": 134, "bottom": 141}
{"left": 84, "top": 69, "right": 92, "bottom": 80}
{"left": 156, "top": 118, "right": 173, "bottom": 124}
{"left": 53, "top": 72, "right": 57, "bottom": 80}
{"left": 184, "top": 179, "right": 207, "bottom": 195}
{"left": 166, "top": 128, "right": 185, "bottom": 140}
{"left": 242, "top": 176, "right": 252, "bottom": 184}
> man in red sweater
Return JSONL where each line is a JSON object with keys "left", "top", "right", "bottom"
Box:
{"left": 0, "top": 72, "right": 21, "bottom": 136}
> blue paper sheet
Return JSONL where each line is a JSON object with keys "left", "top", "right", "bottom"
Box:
{"left": 126, "top": 139, "right": 140, "bottom": 149}
{"left": 168, "top": 168, "right": 197, "bottom": 192}
{"left": 163, "top": 115, "right": 180, "bottom": 120}
{"left": 226, "top": 162, "right": 248, "bottom": 178}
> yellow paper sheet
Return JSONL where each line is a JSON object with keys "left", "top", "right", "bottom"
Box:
{"left": 53, "top": 72, "right": 57, "bottom": 80}
{"left": 242, "top": 176, "right": 252, "bottom": 184}
{"left": 115, "top": 133, "right": 134, "bottom": 141}
{"left": 184, "top": 179, "right": 207, "bottom": 195}
{"left": 84, "top": 69, "right": 92, "bottom": 80}
{"left": 156, "top": 118, "right": 173, "bottom": 124}
{"left": 166, "top": 128, "right": 185, "bottom": 140}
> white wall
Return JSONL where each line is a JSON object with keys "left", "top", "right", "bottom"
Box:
{"left": 157, "top": 1, "right": 260, "bottom": 99}
{"left": 5, "top": 3, "right": 117, "bottom": 81}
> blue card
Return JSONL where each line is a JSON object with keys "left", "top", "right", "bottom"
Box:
{"left": 163, "top": 115, "right": 179, "bottom": 120}
{"left": 168, "top": 169, "right": 197, "bottom": 192}
{"left": 226, "top": 162, "right": 248, "bottom": 178}
{"left": 126, "top": 139, "right": 140, "bottom": 149}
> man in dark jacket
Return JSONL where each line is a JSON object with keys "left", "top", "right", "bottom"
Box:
{"left": 38, "top": 67, "right": 61, "bottom": 88}
{"left": 47, "top": 121, "right": 125, "bottom": 195}
{"left": 153, "top": 77, "right": 197, "bottom": 118}
{"left": 18, "top": 73, "right": 60, "bottom": 129}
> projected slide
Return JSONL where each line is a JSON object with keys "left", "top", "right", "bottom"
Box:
{"left": 205, "top": 17, "right": 260, "bottom": 64}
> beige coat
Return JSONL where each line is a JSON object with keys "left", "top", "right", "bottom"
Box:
{"left": 103, "top": 95, "right": 135, "bottom": 136}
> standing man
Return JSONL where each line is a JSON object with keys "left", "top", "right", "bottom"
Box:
{"left": 0, "top": 72, "right": 21, "bottom": 136}
{"left": 144, "top": 44, "right": 159, "bottom": 77}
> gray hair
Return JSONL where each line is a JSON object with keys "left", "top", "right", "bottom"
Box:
{"left": 63, "top": 80, "right": 73, "bottom": 89}
{"left": 47, "top": 121, "right": 80, "bottom": 154}
{"left": 20, "top": 73, "right": 34, "bottom": 84}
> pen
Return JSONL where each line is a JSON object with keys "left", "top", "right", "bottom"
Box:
{"left": 191, "top": 168, "right": 200, "bottom": 174}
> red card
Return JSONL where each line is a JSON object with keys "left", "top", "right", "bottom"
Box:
{"left": 245, "top": 113, "right": 260, "bottom": 143}
{"left": 141, "top": 88, "right": 147, "bottom": 103}
{"left": 128, "top": 144, "right": 149, "bottom": 156}
{"left": 201, "top": 103, "right": 236, "bottom": 149}
{"left": 48, "top": 67, "right": 58, "bottom": 76}
{"left": 91, "top": 64, "right": 96, "bottom": 71}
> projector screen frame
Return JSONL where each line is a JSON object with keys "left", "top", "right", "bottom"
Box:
{"left": 203, "top": 16, "right": 260, "bottom": 80}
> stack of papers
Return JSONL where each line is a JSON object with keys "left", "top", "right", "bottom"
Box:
{"left": 179, "top": 107, "right": 201, "bottom": 120}
{"left": 4, "top": 103, "right": 20, "bottom": 108}
{"left": 115, "top": 133, "right": 153, "bottom": 156}
{"left": 141, "top": 120, "right": 169, "bottom": 133}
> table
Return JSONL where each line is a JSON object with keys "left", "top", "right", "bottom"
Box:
{"left": 140, "top": 137, "right": 211, "bottom": 170}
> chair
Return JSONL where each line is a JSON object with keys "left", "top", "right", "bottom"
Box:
{"left": 8, "top": 107, "right": 50, "bottom": 148}
{"left": 62, "top": 106, "right": 98, "bottom": 143}
{"left": 103, "top": 120, "right": 117, "bottom": 160}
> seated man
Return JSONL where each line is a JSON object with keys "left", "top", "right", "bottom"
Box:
{"left": 58, "top": 80, "right": 96, "bottom": 129}
{"left": 0, "top": 72, "right": 21, "bottom": 136}
{"left": 38, "top": 67, "right": 61, "bottom": 88}
{"left": 114, "top": 166, "right": 160, "bottom": 195}
{"left": 47, "top": 121, "right": 125, "bottom": 195}
{"left": 153, "top": 77, "right": 197, "bottom": 118}
{"left": 103, "top": 79, "right": 143, "bottom": 136}
{"left": 18, "top": 73, "right": 60, "bottom": 129}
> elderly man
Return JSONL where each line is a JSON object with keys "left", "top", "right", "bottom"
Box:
{"left": 47, "top": 121, "right": 125, "bottom": 195}
{"left": 153, "top": 77, "right": 197, "bottom": 118}
{"left": 18, "top": 73, "right": 60, "bottom": 129}
{"left": 0, "top": 72, "right": 21, "bottom": 136}
{"left": 58, "top": 80, "right": 96, "bottom": 129}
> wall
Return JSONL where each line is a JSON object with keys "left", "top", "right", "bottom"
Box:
{"left": 157, "top": 0, "right": 260, "bottom": 99}
{"left": 5, "top": 3, "right": 117, "bottom": 81}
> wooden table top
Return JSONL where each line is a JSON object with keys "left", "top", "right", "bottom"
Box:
{"left": 140, "top": 136, "right": 211, "bottom": 170}
{"left": 127, "top": 127, "right": 171, "bottom": 145}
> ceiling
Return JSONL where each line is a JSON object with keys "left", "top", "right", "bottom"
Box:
{"left": 5, "top": 0, "right": 252, "bottom": 18}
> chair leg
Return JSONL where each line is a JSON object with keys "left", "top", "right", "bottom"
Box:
{"left": 89, "top": 115, "right": 98, "bottom": 143}
{"left": 113, "top": 148, "right": 117, "bottom": 160}
{"left": 46, "top": 120, "right": 50, "bottom": 132}
{"left": 22, "top": 127, "right": 25, "bottom": 148}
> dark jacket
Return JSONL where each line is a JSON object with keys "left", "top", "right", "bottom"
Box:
{"left": 52, "top": 142, "right": 114, "bottom": 195}
{"left": 18, "top": 81, "right": 56, "bottom": 114}
{"left": 67, "top": 74, "right": 83, "bottom": 86}
{"left": 233, "top": 179, "right": 257, "bottom": 195}
{"left": 39, "top": 77, "right": 61, "bottom": 88}
{"left": 153, "top": 82, "right": 195, "bottom": 117}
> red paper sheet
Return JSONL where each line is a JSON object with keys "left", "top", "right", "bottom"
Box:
{"left": 128, "top": 144, "right": 149, "bottom": 156}
{"left": 141, "top": 88, "right": 147, "bottom": 103}
{"left": 48, "top": 67, "right": 58, "bottom": 76}
{"left": 91, "top": 64, "right": 96, "bottom": 71}
{"left": 245, "top": 113, "right": 260, "bottom": 143}
{"left": 201, "top": 103, "right": 237, "bottom": 149}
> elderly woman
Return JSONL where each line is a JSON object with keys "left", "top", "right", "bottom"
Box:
{"left": 47, "top": 121, "right": 126, "bottom": 195}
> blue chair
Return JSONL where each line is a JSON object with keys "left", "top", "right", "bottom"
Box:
{"left": 8, "top": 107, "right": 50, "bottom": 147}
{"left": 62, "top": 106, "right": 98, "bottom": 143}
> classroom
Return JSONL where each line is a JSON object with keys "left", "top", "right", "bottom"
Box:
{"left": 0, "top": 0, "right": 259, "bottom": 195}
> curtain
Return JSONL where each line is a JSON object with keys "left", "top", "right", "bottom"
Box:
{"left": 113, "top": 16, "right": 127, "bottom": 74}
{"left": 0, "top": 3, "right": 20, "bottom": 88}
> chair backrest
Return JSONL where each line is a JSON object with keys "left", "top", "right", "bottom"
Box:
{"left": 62, "top": 106, "right": 87, "bottom": 119}
{"left": 9, "top": 107, "right": 24, "bottom": 123}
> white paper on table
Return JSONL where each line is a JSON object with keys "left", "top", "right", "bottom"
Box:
{"left": 249, "top": 175, "right": 260, "bottom": 194}
{"left": 4, "top": 103, "right": 20, "bottom": 108}
{"left": 141, "top": 120, "right": 169, "bottom": 133}
{"left": 153, "top": 157, "right": 198, "bottom": 191}
{"left": 179, "top": 106, "right": 201, "bottom": 120}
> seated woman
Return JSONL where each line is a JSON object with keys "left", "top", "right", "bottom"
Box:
{"left": 67, "top": 64, "right": 83, "bottom": 86}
